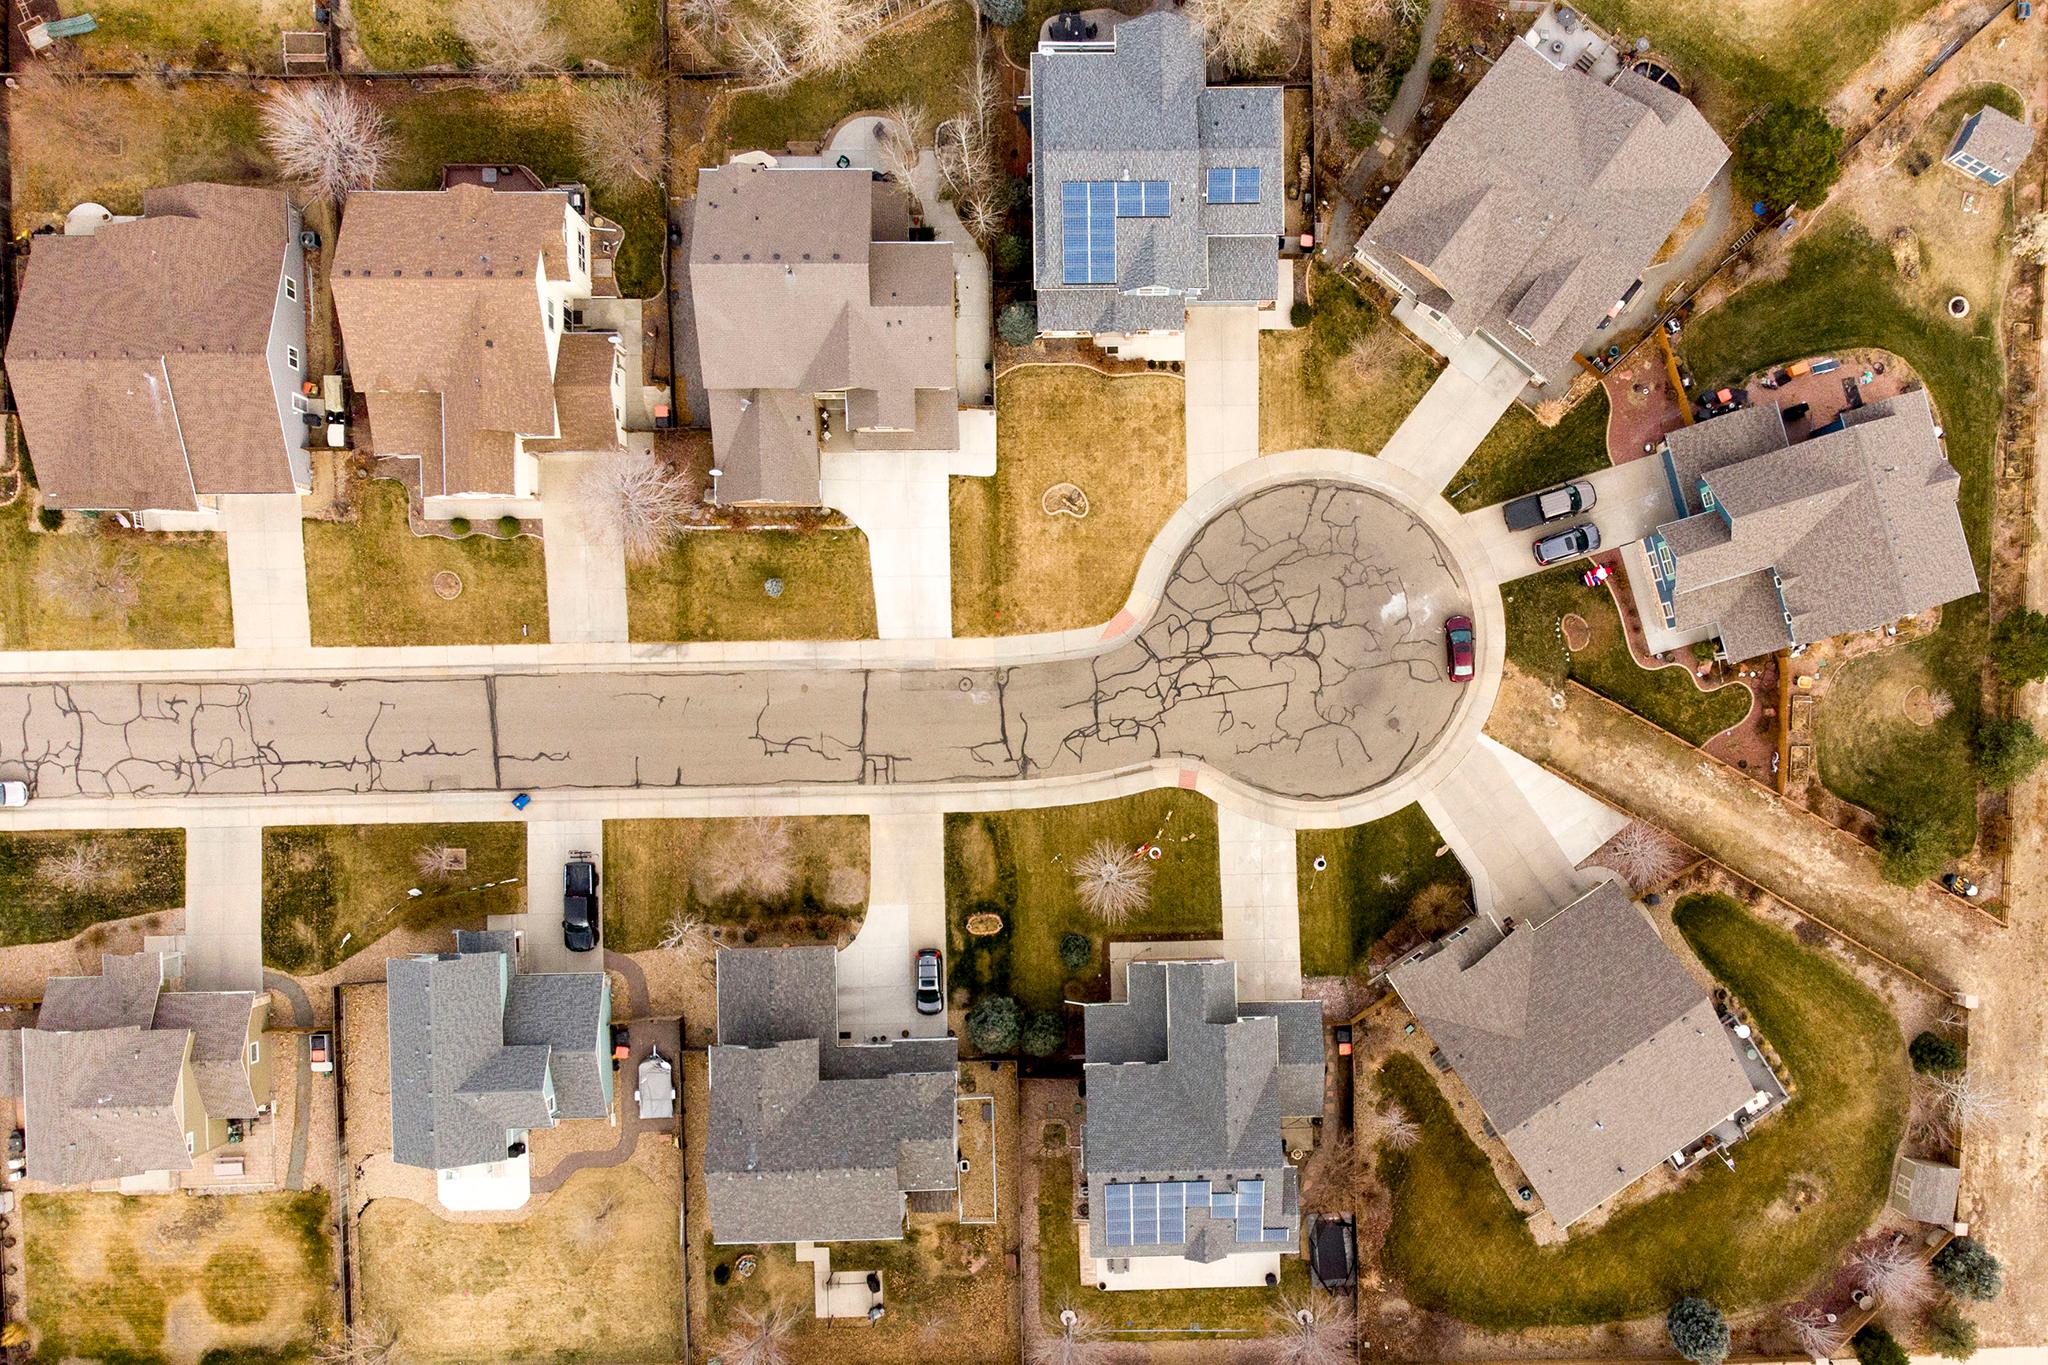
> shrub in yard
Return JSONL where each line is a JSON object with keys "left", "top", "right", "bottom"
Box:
{"left": 978, "top": 0, "right": 1024, "bottom": 23}
{"left": 448, "top": 516, "right": 472, "bottom": 536}
{"left": 1349, "top": 35, "right": 1384, "bottom": 71}
{"left": 1991, "top": 607, "right": 2048, "bottom": 683}
{"left": 1346, "top": 119, "right": 1379, "bottom": 150}
{"left": 1290, "top": 300, "right": 1313, "bottom": 327}
{"left": 997, "top": 301, "right": 1038, "bottom": 347}
{"left": 1020, "top": 1010, "right": 1064, "bottom": 1057}
{"left": 1973, "top": 717, "right": 2046, "bottom": 786}
{"left": 1735, "top": 102, "right": 1843, "bottom": 210}
{"left": 36, "top": 507, "right": 62, "bottom": 531}
{"left": 1876, "top": 816, "right": 1947, "bottom": 886}
{"left": 1910, "top": 1030, "right": 1966, "bottom": 1074}
{"left": 1667, "top": 1298, "right": 1730, "bottom": 1365}
{"left": 712, "top": 1260, "right": 731, "bottom": 1285}
{"left": 1932, "top": 1238, "right": 2004, "bottom": 1302}
{"left": 1923, "top": 1302, "right": 1978, "bottom": 1360}
{"left": 496, "top": 515, "right": 521, "bottom": 538}
{"left": 1853, "top": 1325, "right": 1910, "bottom": 1365}
{"left": 1058, "top": 932, "right": 1093, "bottom": 973}
{"left": 968, "top": 994, "right": 1022, "bottom": 1053}
{"left": 1429, "top": 55, "right": 1453, "bottom": 81}
{"left": 994, "top": 233, "right": 1027, "bottom": 274}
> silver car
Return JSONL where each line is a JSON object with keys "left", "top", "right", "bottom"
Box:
{"left": 1533, "top": 523, "right": 1601, "bottom": 566}
{"left": 915, "top": 949, "right": 943, "bottom": 1015}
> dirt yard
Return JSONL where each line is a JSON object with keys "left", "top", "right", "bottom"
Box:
{"left": 23, "top": 1190, "right": 340, "bottom": 1363}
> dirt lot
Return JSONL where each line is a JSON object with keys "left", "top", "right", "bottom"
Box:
{"left": 23, "top": 1190, "right": 339, "bottom": 1363}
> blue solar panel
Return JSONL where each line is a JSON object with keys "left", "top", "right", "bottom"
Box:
{"left": 1089, "top": 182, "right": 1114, "bottom": 283}
{"left": 1234, "top": 1178, "right": 1265, "bottom": 1225}
{"left": 1060, "top": 182, "right": 1092, "bottom": 285}
{"left": 1144, "top": 180, "right": 1169, "bottom": 216}
{"left": 1206, "top": 167, "right": 1261, "bottom": 204}
{"left": 1105, "top": 1182, "right": 1132, "bottom": 1246}
{"left": 1112, "top": 180, "right": 1170, "bottom": 218}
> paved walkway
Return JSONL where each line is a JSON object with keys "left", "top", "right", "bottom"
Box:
{"left": 1376, "top": 332, "right": 1529, "bottom": 491}
{"left": 263, "top": 970, "right": 315, "bottom": 1192}
{"left": 532, "top": 1017, "right": 681, "bottom": 1192}
{"left": 1183, "top": 306, "right": 1262, "bottom": 494}
{"left": 220, "top": 494, "right": 311, "bottom": 651}
{"left": 834, "top": 812, "right": 948, "bottom": 1041}
{"left": 1462, "top": 455, "right": 1672, "bottom": 584}
{"left": 182, "top": 823, "right": 264, "bottom": 990}
{"left": 818, "top": 411, "right": 995, "bottom": 640}
{"left": 1421, "top": 737, "right": 1617, "bottom": 924}
{"left": 539, "top": 452, "right": 630, "bottom": 645}
{"left": 1323, "top": 0, "right": 1450, "bottom": 263}
{"left": 1216, "top": 806, "right": 1303, "bottom": 1001}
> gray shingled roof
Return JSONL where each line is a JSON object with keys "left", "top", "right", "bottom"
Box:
{"left": 1388, "top": 879, "right": 1758, "bottom": 1225}
{"left": 38, "top": 951, "right": 168, "bottom": 1031}
{"left": 1950, "top": 106, "right": 2035, "bottom": 179}
{"left": 689, "top": 165, "right": 958, "bottom": 504}
{"left": 1657, "top": 390, "right": 1979, "bottom": 661}
{"left": 386, "top": 946, "right": 610, "bottom": 1171}
{"left": 706, "top": 947, "right": 958, "bottom": 1244}
{"left": 1029, "top": 12, "right": 1282, "bottom": 334}
{"left": 1357, "top": 38, "right": 1727, "bottom": 382}
{"left": 1080, "top": 960, "right": 1319, "bottom": 1262}
{"left": 1890, "top": 1155, "right": 1962, "bottom": 1224}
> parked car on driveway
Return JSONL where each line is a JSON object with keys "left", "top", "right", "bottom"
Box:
{"left": 915, "top": 948, "right": 944, "bottom": 1015}
{"left": 563, "top": 857, "right": 601, "bottom": 952}
{"left": 0, "top": 781, "right": 26, "bottom": 808}
{"left": 1502, "top": 479, "right": 1597, "bottom": 531}
{"left": 1444, "top": 615, "right": 1475, "bottom": 682}
{"left": 1533, "top": 524, "right": 1601, "bottom": 566}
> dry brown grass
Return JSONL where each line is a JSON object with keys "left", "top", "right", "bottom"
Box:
{"left": 952, "top": 367, "right": 1184, "bottom": 635}
{"left": 8, "top": 76, "right": 271, "bottom": 221}
{"left": 602, "top": 814, "right": 869, "bottom": 952}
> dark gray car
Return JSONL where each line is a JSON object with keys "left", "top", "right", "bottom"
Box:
{"left": 1501, "top": 479, "right": 1597, "bottom": 532}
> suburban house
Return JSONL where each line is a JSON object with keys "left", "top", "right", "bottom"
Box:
{"left": 385, "top": 931, "right": 612, "bottom": 1210}
{"left": 18, "top": 948, "right": 271, "bottom": 1190}
{"left": 4, "top": 183, "right": 310, "bottom": 527}
{"left": 1389, "top": 877, "right": 1778, "bottom": 1228}
{"left": 1353, "top": 6, "right": 1727, "bottom": 388}
{"left": 687, "top": 162, "right": 959, "bottom": 506}
{"left": 1079, "top": 958, "right": 1321, "bottom": 1290}
{"left": 331, "top": 181, "right": 627, "bottom": 519}
{"left": 1628, "top": 389, "right": 1978, "bottom": 663}
{"left": 1890, "top": 1154, "right": 1966, "bottom": 1230}
{"left": 705, "top": 946, "right": 959, "bottom": 1243}
{"left": 1027, "top": 10, "right": 1284, "bottom": 356}
{"left": 1945, "top": 105, "right": 2034, "bottom": 186}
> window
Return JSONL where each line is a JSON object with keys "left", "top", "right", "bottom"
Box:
{"left": 286, "top": 345, "right": 300, "bottom": 371}
{"left": 284, "top": 275, "right": 298, "bottom": 302}
{"left": 292, "top": 394, "right": 309, "bottom": 414}
{"left": 546, "top": 302, "right": 556, "bottom": 333}
{"left": 577, "top": 231, "right": 588, "bottom": 275}
{"left": 247, "top": 1040, "right": 261, "bottom": 1064}
{"left": 1205, "top": 166, "right": 1261, "bottom": 204}
{"left": 184, "top": 1132, "right": 195, "bottom": 1155}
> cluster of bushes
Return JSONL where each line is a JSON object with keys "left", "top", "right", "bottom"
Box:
{"left": 444, "top": 515, "right": 524, "bottom": 539}
{"left": 966, "top": 994, "right": 1065, "bottom": 1057}
{"left": 1344, "top": 7, "right": 1424, "bottom": 117}
{"left": 1851, "top": 1242, "right": 2003, "bottom": 1365}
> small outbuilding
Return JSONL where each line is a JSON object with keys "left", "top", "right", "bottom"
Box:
{"left": 1946, "top": 105, "right": 2035, "bottom": 186}
{"left": 1888, "top": 1154, "right": 1964, "bottom": 1228}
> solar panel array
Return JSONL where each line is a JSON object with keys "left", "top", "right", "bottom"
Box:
{"left": 1205, "top": 166, "right": 1262, "bottom": 205}
{"left": 1100, "top": 1179, "right": 1293, "bottom": 1247}
{"left": 1059, "top": 180, "right": 1170, "bottom": 285}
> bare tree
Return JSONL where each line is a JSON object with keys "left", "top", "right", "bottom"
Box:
{"left": 573, "top": 80, "right": 666, "bottom": 192}
{"left": 455, "top": 0, "right": 565, "bottom": 73}
{"left": 312, "top": 1320, "right": 404, "bottom": 1365}
{"left": 1926, "top": 689, "right": 1956, "bottom": 721}
{"left": 576, "top": 448, "right": 694, "bottom": 562}
{"left": 1375, "top": 1102, "right": 1420, "bottom": 1151}
{"left": 1261, "top": 1293, "right": 1357, "bottom": 1365}
{"left": 658, "top": 911, "right": 708, "bottom": 956}
{"left": 412, "top": 844, "right": 465, "bottom": 883}
{"left": 730, "top": 16, "right": 799, "bottom": 87}
{"left": 261, "top": 83, "right": 389, "bottom": 203}
{"left": 1782, "top": 1305, "right": 1847, "bottom": 1360}
{"left": 1855, "top": 1242, "right": 1936, "bottom": 1312}
{"left": 10, "top": 65, "right": 127, "bottom": 160}
{"left": 876, "top": 101, "right": 928, "bottom": 198}
{"left": 714, "top": 1303, "right": 798, "bottom": 1365}
{"left": 786, "top": 0, "right": 884, "bottom": 73}
{"left": 40, "top": 841, "right": 110, "bottom": 895}
{"left": 1300, "top": 1130, "right": 1358, "bottom": 1206}
{"left": 1182, "top": 0, "right": 1294, "bottom": 73}
{"left": 1071, "top": 840, "right": 1153, "bottom": 926}
{"left": 2014, "top": 212, "right": 2048, "bottom": 267}
{"left": 1927, "top": 1070, "right": 2011, "bottom": 1137}
{"left": 936, "top": 30, "right": 1005, "bottom": 243}
{"left": 38, "top": 539, "right": 141, "bottom": 621}
{"left": 1603, "top": 822, "right": 1688, "bottom": 891}
{"left": 695, "top": 817, "right": 798, "bottom": 902}
{"left": 1031, "top": 1306, "right": 1118, "bottom": 1365}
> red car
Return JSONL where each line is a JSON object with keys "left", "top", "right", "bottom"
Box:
{"left": 1444, "top": 615, "right": 1476, "bottom": 682}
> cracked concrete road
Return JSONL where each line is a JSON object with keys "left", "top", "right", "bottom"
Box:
{"left": 0, "top": 483, "right": 1480, "bottom": 810}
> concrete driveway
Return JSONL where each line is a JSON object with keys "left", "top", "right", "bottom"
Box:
{"left": 1376, "top": 334, "right": 1529, "bottom": 492}
{"left": 219, "top": 494, "right": 311, "bottom": 651}
{"left": 1217, "top": 807, "right": 1302, "bottom": 1001}
{"left": 1184, "top": 306, "right": 1262, "bottom": 493}
{"left": 1463, "top": 455, "right": 1674, "bottom": 584}
{"left": 834, "top": 813, "right": 948, "bottom": 1042}
{"left": 1421, "top": 737, "right": 1621, "bottom": 923}
{"left": 515, "top": 819, "right": 604, "bottom": 974}
{"left": 181, "top": 823, "right": 263, "bottom": 991}
{"left": 539, "top": 453, "right": 629, "bottom": 645}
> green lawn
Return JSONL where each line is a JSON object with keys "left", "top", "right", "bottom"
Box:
{"left": 625, "top": 527, "right": 877, "bottom": 642}
{"left": 1505, "top": 565, "right": 1752, "bottom": 745}
{"left": 0, "top": 830, "right": 184, "bottom": 947}
{"left": 723, "top": 1, "right": 979, "bottom": 153}
{"left": 1297, "top": 806, "right": 1469, "bottom": 978}
{"left": 945, "top": 792, "right": 1221, "bottom": 1016}
{"left": 304, "top": 479, "right": 548, "bottom": 646}
{"left": 1816, "top": 637, "right": 1979, "bottom": 855}
{"left": 1261, "top": 272, "right": 1443, "bottom": 455}
{"left": 601, "top": 815, "right": 869, "bottom": 952}
{"left": 0, "top": 500, "right": 232, "bottom": 651}
{"left": 1680, "top": 224, "right": 2000, "bottom": 847}
{"left": 351, "top": 0, "right": 658, "bottom": 71}
{"left": 382, "top": 83, "right": 665, "bottom": 298}
{"left": 1446, "top": 390, "right": 1611, "bottom": 513}
{"left": 1037, "top": 1150, "right": 1310, "bottom": 1334}
{"left": 1377, "top": 892, "right": 1909, "bottom": 1324}
{"left": 261, "top": 823, "right": 526, "bottom": 974}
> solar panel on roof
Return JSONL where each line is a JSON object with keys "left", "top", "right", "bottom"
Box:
{"left": 1205, "top": 167, "right": 1261, "bottom": 205}
{"left": 1112, "top": 180, "right": 1170, "bottom": 219}
{"left": 1104, "top": 1182, "right": 1133, "bottom": 1246}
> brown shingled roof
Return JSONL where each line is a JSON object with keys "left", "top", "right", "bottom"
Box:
{"left": 4, "top": 183, "right": 301, "bottom": 512}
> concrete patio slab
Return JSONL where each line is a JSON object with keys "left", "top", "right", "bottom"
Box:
{"left": 1217, "top": 806, "right": 1303, "bottom": 1001}
{"left": 220, "top": 494, "right": 311, "bottom": 651}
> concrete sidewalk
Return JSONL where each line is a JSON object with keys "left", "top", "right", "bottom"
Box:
{"left": 1376, "top": 333, "right": 1528, "bottom": 492}
{"left": 1184, "top": 306, "right": 1262, "bottom": 494}
{"left": 220, "top": 494, "right": 311, "bottom": 651}
{"left": 539, "top": 453, "right": 630, "bottom": 645}
{"left": 181, "top": 824, "right": 264, "bottom": 991}
{"left": 835, "top": 812, "right": 948, "bottom": 1041}
{"left": 1217, "top": 806, "right": 1302, "bottom": 1001}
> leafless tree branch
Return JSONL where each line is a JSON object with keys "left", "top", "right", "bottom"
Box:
{"left": 455, "top": 0, "right": 566, "bottom": 74}
{"left": 576, "top": 448, "right": 695, "bottom": 562}
{"left": 261, "top": 83, "right": 389, "bottom": 203}
{"left": 1071, "top": 840, "right": 1153, "bottom": 926}
{"left": 573, "top": 80, "right": 667, "bottom": 192}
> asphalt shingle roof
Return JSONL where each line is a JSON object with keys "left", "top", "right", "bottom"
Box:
{"left": 1950, "top": 105, "right": 2035, "bottom": 178}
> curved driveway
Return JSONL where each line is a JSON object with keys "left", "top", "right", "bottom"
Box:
{"left": 0, "top": 455, "right": 1505, "bottom": 827}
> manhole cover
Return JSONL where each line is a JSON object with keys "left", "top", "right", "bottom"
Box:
{"left": 1948, "top": 295, "right": 1970, "bottom": 318}
{"left": 431, "top": 571, "right": 462, "bottom": 600}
